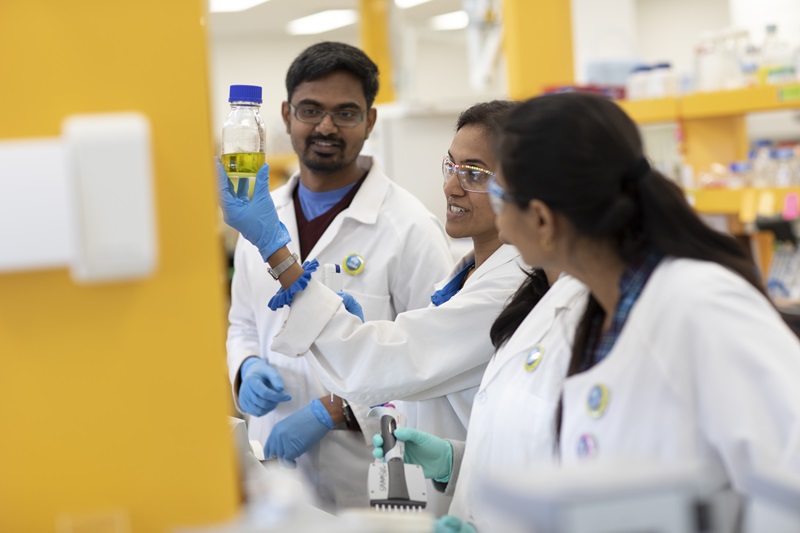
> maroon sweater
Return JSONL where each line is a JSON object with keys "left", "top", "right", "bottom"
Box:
{"left": 292, "top": 176, "right": 366, "bottom": 261}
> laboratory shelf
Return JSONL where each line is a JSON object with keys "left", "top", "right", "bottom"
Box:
{"left": 617, "top": 83, "right": 800, "bottom": 124}
{"left": 691, "top": 186, "right": 800, "bottom": 215}
{"left": 615, "top": 97, "right": 679, "bottom": 124}
{"left": 680, "top": 83, "right": 800, "bottom": 119}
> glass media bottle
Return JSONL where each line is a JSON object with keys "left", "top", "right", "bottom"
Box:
{"left": 221, "top": 84, "right": 266, "bottom": 198}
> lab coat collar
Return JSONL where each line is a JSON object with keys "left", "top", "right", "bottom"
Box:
{"left": 272, "top": 155, "right": 387, "bottom": 226}
{"left": 480, "top": 274, "right": 586, "bottom": 390}
{"left": 433, "top": 244, "right": 521, "bottom": 291}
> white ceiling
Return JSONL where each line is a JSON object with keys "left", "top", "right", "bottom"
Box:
{"left": 207, "top": 0, "right": 464, "bottom": 39}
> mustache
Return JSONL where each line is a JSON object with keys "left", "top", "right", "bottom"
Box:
{"left": 307, "top": 134, "right": 344, "bottom": 146}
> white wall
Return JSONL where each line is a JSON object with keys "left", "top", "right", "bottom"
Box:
{"left": 572, "top": 0, "right": 638, "bottom": 83}
{"left": 636, "top": 0, "right": 730, "bottom": 76}
{"left": 730, "top": 0, "right": 800, "bottom": 47}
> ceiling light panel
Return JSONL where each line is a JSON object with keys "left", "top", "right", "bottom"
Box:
{"left": 430, "top": 10, "right": 468, "bottom": 31}
{"left": 287, "top": 9, "right": 359, "bottom": 35}
{"left": 209, "top": 0, "right": 270, "bottom": 14}
{"left": 395, "top": 0, "right": 434, "bottom": 8}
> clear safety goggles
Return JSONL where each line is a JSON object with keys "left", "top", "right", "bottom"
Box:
{"left": 442, "top": 155, "right": 494, "bottom": 193}
{"left": 487, "top": 175, "right": 530, "bottom": 214}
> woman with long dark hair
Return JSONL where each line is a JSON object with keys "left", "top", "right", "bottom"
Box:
{"left": 490, "top": 91, "right": 800, "bottom": 517}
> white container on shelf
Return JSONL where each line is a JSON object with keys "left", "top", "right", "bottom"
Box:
{"left": 648, "top": 62, "right": 678, "bottom": 98}
{"left": 626, "top": 65, "right": 651, "bottom": 100}
{"left": 774, "top": 147, "right": 797, "bottom": 188}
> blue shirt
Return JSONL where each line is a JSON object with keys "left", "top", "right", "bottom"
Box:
{"left": 430, "top": 260, "right": 475, "bottom": 307}
{"left": 585, "top": 251, "right": 664, "bottom": 369}
{"left": 298, "top": 180, "right": 358, "bottom": 221}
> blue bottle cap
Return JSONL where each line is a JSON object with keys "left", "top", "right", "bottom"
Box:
{"left": 229, "top": 84, "right": 262, "bottom": 103}
{"left": 729, "top": 161, "right": 751, "bottom": 173}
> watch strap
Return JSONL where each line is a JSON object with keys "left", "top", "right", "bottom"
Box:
{"left": 268, "top": 252, "right": 299, "bottom": 280}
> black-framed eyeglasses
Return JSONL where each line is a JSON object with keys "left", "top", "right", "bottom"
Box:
{"left": 289, "top": 103, "right": 365, "bottom": 128}
{"left": 487, "top": 176, "right": 530, "bottom": 214}
{"left": 442, "top": 155, "right": 494, "bottom": 193}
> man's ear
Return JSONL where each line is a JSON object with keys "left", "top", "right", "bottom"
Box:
{"left": 281, "top": 101, "right": 291, "bottom": 134}
{"left": 364, "top": 107, "right": 377, "bottom": 138}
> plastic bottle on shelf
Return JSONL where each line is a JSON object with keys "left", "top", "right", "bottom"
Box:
{"left": 715, "top": 29, "right": 739, "bottom": 89}
{"left": 739, "top": 44, "right": 761, "bottom": 87}
{"left": 695, "top": 31, "right": 726, "bottom": 92}
{"left": 728, "top": 161, "right": 752, "bottom": 188}
{"left": 774, "top": 147, "right": 797, "bottom": 188}
{"left": 759, "top": 24, "right": 797, "bottom": 85}
{"left": 221, "top": 84, "right": 266, "bottom": 199}
{"left": 750, "top": 140, "right": 775, "bottom": 188}
{"left": 647, "top": 62, "right": 677, "bottom": 98}
{"left": 626, "top": 65, "right": 651, "bottom": 100}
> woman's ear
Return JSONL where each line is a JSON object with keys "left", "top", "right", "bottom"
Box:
{"left": 530, "top": 199, "right": 557, "bottom": 252}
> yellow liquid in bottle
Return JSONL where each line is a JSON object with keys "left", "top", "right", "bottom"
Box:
{"left": 222, "top": 152, "right": 265, "bottom": 198}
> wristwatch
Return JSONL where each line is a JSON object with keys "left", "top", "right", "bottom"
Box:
{"left": 268, "top": 252, "right": 299, "bottom": 280}
{"left": 341, "top": 398, "right": 360, "bottom": 432}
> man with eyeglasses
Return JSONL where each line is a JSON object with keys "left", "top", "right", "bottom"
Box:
{"left": 224, "top": 41, "right": 453, "bottom": 512}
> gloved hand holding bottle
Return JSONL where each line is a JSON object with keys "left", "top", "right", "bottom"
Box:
{"left": 216, "top": 160, "right": 291, "bottom": 262}
{"left": 373, "top": 427, "right": 453, "bottom": 482}
{"left": 264, "top": 398, "right": 336, "bottom": 465}
{"left": 238, "top": 357, "right": 292, "bottom": 417}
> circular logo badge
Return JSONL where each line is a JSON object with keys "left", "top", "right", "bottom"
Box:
{"left": 586, "top": 383, "right": 610, "bottom": 419}
{"left": 343, "top": 253, "right": 365, "bottom": 276}
{"left": 524, "top": 344, "right": 544, "bottom": 372}
{"left": 577, "top": 434, "right": 598, "bottom": 458}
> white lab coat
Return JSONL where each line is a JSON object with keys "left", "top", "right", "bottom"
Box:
{"left": 560, "top": 258, "right": 800, "bottom": 516}
{"left": 448, "top": 275, "right": 589, "bottom": 529}
{"left": 271, "top": 244, "right": 527, "bottom": 515}
{"left": 226, "top": 156, "right": 453, "bottom": 511}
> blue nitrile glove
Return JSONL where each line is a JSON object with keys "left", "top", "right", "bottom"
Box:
{"left": 216, "top": 160, "right": 291, "bottom": 261}
{"left": 337, "top": 291, "right": 364, "bottom": 322}
{"left": 264, "top": 398, "right": 335, "bottom": 465}
{"left": 435, "top": 515, "right": 477, "bottom": 533}
{"left": 372, "top": 427, "right": 453, "bottom": 482}
{"left": 238, "top": 357, "right": 292, "bottom": 417}
{"left": 268, "top": 259, "right": 319, "bottom": 310}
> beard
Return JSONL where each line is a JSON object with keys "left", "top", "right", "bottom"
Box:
{"left": 301, "top": 135, "right": 350, "bottom": 174}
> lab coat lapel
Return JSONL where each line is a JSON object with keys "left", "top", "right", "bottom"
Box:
{"left": 478, "top": 276, "right": 565, "bottom": 390}
{"left": 273, "top": 175, "right": 302, "bottom": 254}
{"left": 464, "top": 244, "right": 521, "bottom": 287}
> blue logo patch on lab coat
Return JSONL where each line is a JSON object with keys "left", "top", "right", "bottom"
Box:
{"left": 343, "top": 253, "right": 365, "bottom": 275}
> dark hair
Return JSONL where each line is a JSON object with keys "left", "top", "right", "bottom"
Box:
{"left": 499, "top": 92, "right": 764, "bottom": 369}
{"left": 286, "top": 42, "right": 380, "bottom": 108}
{"left": 458, "top": 100, "right": 535, "bottom": 348}
{"left": 490, "top": 268, "right": 551, "bottom": 349}
{"left": 499, "top": 92, "right": 766, "bottom": 444}
{"left": 456, "top": 100, "right": 517, "bottom": 146}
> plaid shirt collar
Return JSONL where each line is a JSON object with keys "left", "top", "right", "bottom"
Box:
{"left": 586, "top": 250, "right": 664, "bottom": 369}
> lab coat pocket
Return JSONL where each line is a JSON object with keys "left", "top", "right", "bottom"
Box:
{"left": 487, "top": 384, "right": 560, "bottom": 466}
{"left": 346, "top": 290, "right": 393, "bottom": 321}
